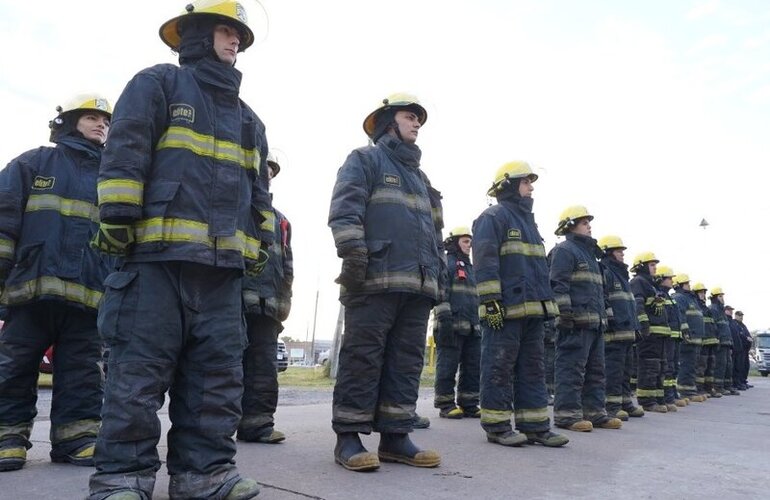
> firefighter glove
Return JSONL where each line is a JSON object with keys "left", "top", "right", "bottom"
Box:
{"left": 651, "top": 297, "right": 666, "bottom": 316}
{"left": 556, "top": 314, "right": 574, "bottom": 332}
{"left": 91, "top": 223, "right": 134, "bottom": 256}
{"left": 681, "top": 327, "right": 692, "bottom": 343}
{"left": 483, "top": 300, "right": 505, "bottom": 330}
{"left": 335, "top": 248, "right": 368, "bottom": 290}
{"left": 245, "top": 245, "right": 270, "bottom": 277}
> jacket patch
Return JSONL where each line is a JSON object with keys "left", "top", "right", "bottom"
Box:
{"left": 384, "top": 174, "right": 401, "bottom": 186}
{"left": 32, "top": 176, "right": 55, "bottom": 190}
{"left": 169, "top": 103, "right": 195, "bottom": 123}
{"left": 614, "top": 282, "right": 622, "bottom": 290}
{"left": 507, "top": 229, "right": 521, "bottom": 239}
{"left": 577, "top": 261, "right": 589, "bottom": 270}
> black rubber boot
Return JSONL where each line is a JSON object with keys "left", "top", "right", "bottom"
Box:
{"left": 378, "top": 433, "right": 440, "bottom": 468}
{"left": 334, "top": 432, "right": 379, "bottom": 472}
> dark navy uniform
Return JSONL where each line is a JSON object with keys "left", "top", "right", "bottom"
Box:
{"left": 0, "top": 136, "right": 114, "bottom": 463}
{"left": 672, "top": 288, "right": 703, "bottom": 398}
{"left": 710, "top": 301, "right": 733, "bottom": 393}
{"left": 550, "top": 234, "right": 609, "bottom": 426}
{"left": 433, "top": 250, "right": 481, "bottom": 413}
{"left": 698, "top": 299, "right": 719, "bottom": 395}
{"left": 89, "top": 58, "right": 272, "bottom": 499}
{"left": 661, "top": 286, "right": 683, "bottom": 405}
{"left": 329, "top": 134, "right": 445, "bottom": 435}
{"left": 239, "top": 207, "right": 293, "bottom": 440}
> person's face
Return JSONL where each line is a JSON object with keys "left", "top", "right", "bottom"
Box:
{"left": 572, "top": 218, "right": 591, "bottom": 236}
{"left": 697, "top": 290, "right": 706, "bottom": 301}
{"left": 518, "top": 177, "right": 534, "bottom": 198}
{"left": 457, "top": 236, "right": 472, "bottom": 256}
{"left": 725, "top": 309, "right": 733, "bottom": 318}
{"left": 611, "top": 248, "right": 624, "bottom": 262}
{"left": 681, "top": 282, "right": 691, "bottom": 291}
{"left": 714, "top": 294, "right": 724, "bottom": 304}
{"left": 390, "top": 110, "right": 421, "bottom": 144}
{"left": 736, "top": 314, "right": 744, "bottom": 322}
{"left": 648, "top": 262, "right": 657, "bottom": 275}
{"left": 213, "top": 24, "right": 240, "bottom": 65}
{"left": 76, "top": 112, "right": 110, "bottom": 145}
{"left": 267, "top": 164, "right": 276, "bottom": 186}
{"left": 661, "top": 277, "right": 673, "bottom": 288}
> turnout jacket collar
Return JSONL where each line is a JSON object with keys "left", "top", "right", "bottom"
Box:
{"left": 189, "top": 57, "right": 242, "bottom": 93}
{"left": 378, "top": 135, "right": 422, "bottom": 168}
{"left": 601, "top": 256, "right": 630, "bottom": 281}
{"left": 56, "top": 136, "right": 103, "bottom": 161}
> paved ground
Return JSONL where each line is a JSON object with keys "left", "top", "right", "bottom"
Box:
{"left": 5, "top": 378, "right": 769, "bottom": 499}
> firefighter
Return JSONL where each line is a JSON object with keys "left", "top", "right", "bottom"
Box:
{"left": 433, "top": 226, "right": 481, "bottom": 419}
{"left": 734, "top": 311, "right": 753, "bottom": 389}
{"left": 238, "top": 152, "right": 294, "bottom": 444}
{"left": 672, "top": 274, "right": 707, "bottom": 402}
{"left": 0, "top": 95, "right": 114, "bottom": 472}
{"left": 88, "top": 2, "right": 272, "bottom": 499}
{"left": 598, "top": 235, "right": 644, "bottom": 421}
{"left": 328, "top": 92, "right": 443, "bottom": 471}
{"left": 655, "top": 265, "right": 687, "bottom": 410}
{"left": 709, "top": 288, "right": 739, "bottom": 396}
{"left": 693, "top": 282, "right": 719, "bottom": 399}
{"left": 474, "top": 160, "right": 567, "bottom": 447}
{"left": 629, "top": 252, "right": 670, "bottom": 413}
{"left": 550, "top": 206, "right": 621, "bottom": 432}
{"left": 726, "top": 306, "right": 746, "bottom": 391}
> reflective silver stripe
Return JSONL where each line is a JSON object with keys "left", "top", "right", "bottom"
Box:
{"left": 25, "top": 194, "right": 99, "bottom": 222}
{"left": 134, "top": 217, "right": 260, "bottom": 260}
{"left": 369, "top": 187, "right": 431, "bottom": 213}
{"left": 499, "top": 240, "right": 546, "bottom": 257}
{"left": 378, "top": 402, "right": 415, "bottom": 418}
{"left": 703, "top": 317, "right": 715, "bottom": 324}
{"left": 573, "top": 311, "right": 602, "bottom": 327}
{"left": 608, "top": 290, "right": 634, "bottom": 301}
{"left": 333, "top": 407, "right": 373, "bottom": 423}
{"left": 50, "top": 418, "right": 100, "bottom": 444}
{"left": 555, "top": 295, "right": 572, "bottom": 308}
{"left": 477, "top": 280, "right": 501, "bottom": 297}
{"left": 432, "top": 207, "right": 443, "bottom": 227}
{"left": 434, "top": 394, "right": 455, "bottom": 404}
{"left": 503, "top": 301, "right": 557, "bottom": 319}
{"left": 156, "top": 126, "right": 259, "bottom": 170}
{"left": 0, "top": 238, "right": 14, "bottom": 260}
{"left": 513, "top": 407, "right": 549, "bottom": 423}
{"left": 604, "top": 330, "right": 636, "bottom": 342}
{"left": 433, "top": 302, "right": 451, "bottom": 316}
{"left": 239, "top": 415, "right": 273, "bottom": 429}
{"left": 686, "top": 310, "right": 703, "bottom": 318}
{"left": 606, "top": 395, "right": 623, "bottom": 404}
{"left": 97, "top": 179, "right": 144, "bottom": 205}
{"left": 480, "top": 408, "right": 511, "bottom": 424}
{"left": 332, "top": 226, "right": 365, "bottom": 246}
{"left": 1, "top": 276, "right": 102, "bottom": 309}
{"left": 570, "top": 271, "right": 603, "bottom": 284}
{"left": 680, "top": 322, "right": 690, "bottom": 331}
{"left": 451, "top": 282, "right": 478, "bottom": 295}
{"left": 453, "top": 319, "right": 473, "bottom": 331}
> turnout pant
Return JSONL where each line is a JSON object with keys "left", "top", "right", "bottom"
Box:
{"left": 677, "top": 341, "right": 700, "bottom": 397}
{"left": 544, "top": 338, "right": 556, "bottom": 397}
{"left": 699, "top": 343, "right": 717, "bottom": 393}
{"left": 663, "top": 337, "right": 678, "bottom": 404}
{"left": 604, "top": 340, "right": 633, "bottom": 416}
{"left": 89, "top": 262, "right": 247, "bottom": 500}
{"left": 553, "top": 328, "right": 607, "bottom": 426}
{"left": 636, "top": 334, "right": 666, "bottom": 408}
{"left": 434, "top": 332, "right": 481, "bottom": 410}
{"left": 480, "top": 317, "right": 550, "bottom": 434}
{"left": 332, "top": 292, "right": 432, "bottom": 435}
{"left": 713, "top": 344, "right": 729, "bottom": 391}
{"left": 240, "top": 313, "right": 282, "bottom": 434}
{"left": 0, "top": 301, "right": 102, "bottom": 455}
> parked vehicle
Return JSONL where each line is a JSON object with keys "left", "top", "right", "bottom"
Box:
{"left": 318, "top": 349, "right": 331, "bottom": 366}
{"left": 755, "top": 330, "right": 770, "bottom": 377}
{"left": 277, "top": 339, "right": 288, "bottom": 372}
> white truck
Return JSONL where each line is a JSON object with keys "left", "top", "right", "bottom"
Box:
{"left": 754, "top": 330, "right": 770, "bottom": 377}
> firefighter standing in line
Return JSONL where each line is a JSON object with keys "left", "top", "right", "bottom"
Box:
{"left": 598, "top": 235, "right": 644, "bottom": 421}
{"left": 473, "top": 161, "right": 567, "bottom": 447}
{"left": 630, "top": 252, "right": 670, "bottom": 413}
{"left": 550, "top": 206, "right": 622, "bottom": 432}
{"left": 88, "top": 1, "right": 273, "bottom": 498}
{"left": 710, "top": 288, "right": 738, "bottom": 396}
{"left": 693, "top": 282, "right": 719, "bottom": 399}
{"left": 433, "top": 227, "right": 481, "bottom": 419}
{"left": 726, "top": 306, "right": 746, "bottom": 391}
{"left": 238, "top": 152, "right": 293, "bottom": 444}
{"left": 672, "top": 274, "right": 707, "bottom": 403}
{"left": 328, "top": 93, "right": 444, "bottom": 472}
{"left": 734, "top": 311, "right": 753, "bottom": 389}
{"left": 0, "top": 95, "right": 114, "bottom": 472}
{"left": 655, "top": 265, "right": 687, "bottom": 411}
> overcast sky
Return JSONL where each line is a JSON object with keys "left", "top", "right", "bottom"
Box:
{"left": 2, "top": 0, "right": 769, "bottom": 340}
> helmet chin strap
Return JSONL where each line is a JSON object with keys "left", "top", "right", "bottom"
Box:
{"left": 390, "top": 120, "right": 404, "bottom": 141}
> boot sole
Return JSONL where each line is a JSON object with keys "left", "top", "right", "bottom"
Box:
{"left": 0, "top": 460, "right": 25, "bottom": 472}
{"left": 526, "top": 437, "right": 569, "bottom": 447}
{"left": 334, "top": 454, "right": 380, "bottom": 472}
{"left": 378, "top": 451, "right": 441, "bottom": 467}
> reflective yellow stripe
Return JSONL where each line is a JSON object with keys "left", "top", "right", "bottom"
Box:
{"left": 499, "top": 240, "right": 545, "bottom": 257}
{"left": 703, "top": 338, "right": 719, "bottom": 345}
{"left": 134, "top": 217, "right": 260, "bottom": 259}
{"left": 649, "top": 325, "right": 671, "bottom": 335}
{"left": 480, "top": 408, "right": 511, "bottom": 424}
{"left": 513, "top": 407, "right": 549, "bottom": 423}
{"left": 636, "top": 389, "right": 657, "bottom": 397}
{"left": 1, "top": 276, "right": 102, "bottom": 309}
{"left": 670, "top": 330, "right": 682, "bottom": 339}
{"left": 331, "top": 226, "right": 365, "bottom": 246}
{"left": 573, "top": 311, "right": 602, "bottom": 326}
{"left": 570, "top": 271, "right": 603, "bottom": 284}
{"left": 638, "top": 313, "right": 649, "bottom": 322}
{"left": 377, "top": 402, "right": 415, "bottom": 418}
{"left": 25, "top": 194, "right": 99, "bottom": 222}
{"left": 555, "top": 295, "right": 571, "bottom": 308}
{"left": 604, "top": 330, "right": 636, "bottom": 342}
{"left": 452, "top": 282, "right": 477, "bottom": 295}
{"left": 663, "top": 379, "right": 677, "bottom": 387}
{"left": 608, "top": 290, "right": 634, "bottom": 301}
{"left": 503, "top": 301, "right": 557, "bottom": 319}
{"left": 432, "top": 207, "right": 443, "bottom": 227}
{"left": 355, "top": 272, "right": 438, "bottom": 294}
{"left": 704, "top": 317, "right": 715, "bottom": 324}
{"left": 688, "top": 337, "right": 703, "bottom": 345}
{"left": 477, "top": 280, "right": 501, "bottom": 297}
{"left": 369, "top": 187, "right": 431, "bottom": 213}
{"left": 98, "top": 179, "right": 144, "bottom": 205}
{"left": 0, "top": 238, "right": 14, "bottom": 260}
{"left": 156, "top": 126, "right": 259, "bottom": 170}
{"left": 259, "top": 210, "right": 275, "bottom": 233}
{"left": 606, "top": 395, "right": 623, "bottom": 404}
{"left": 434, "top": 302, "right": 451, "bottom": 316}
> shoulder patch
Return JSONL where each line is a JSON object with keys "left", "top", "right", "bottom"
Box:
{"left": 32, "top": 176, "right": 55, "bottom": 190}
{"left": 169, "top": 103, "right": 195, "bottom": 123}
{"left": 507, "top": 228, "right": 521, "bottom": 239}
{"left": 384, "top": 174, "right": 401, "bottom": 186}
{"left": 614, "top": 282, "right": 622, "bottom": 290}
{"left": 577, "top": 261, "right": 589, "bottom": 270}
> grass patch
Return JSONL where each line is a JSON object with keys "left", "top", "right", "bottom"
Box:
{"left": 278, "top": 366, "right": 335, "bottom": 387}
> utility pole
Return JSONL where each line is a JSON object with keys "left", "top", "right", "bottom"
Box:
{"left": 309, "top": 289, "right": 319, "bottom": 365}
{"left": 330, "top": 303, "right": 345, "bottom": 379}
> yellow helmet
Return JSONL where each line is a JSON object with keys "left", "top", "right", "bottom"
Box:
{"left": 486, "top": 160, "right": 538, "bottom": 197}
{"left": 655, "top": 265, "right": 675, "bottom": 279}
{"left": 673, "top": 273, "right": 690, "bottom": 286}
{"left": 266, "top": 151, "right": 280, "bottom": 177}
{"left": 710, "top": 286, "right": 724, "bottom": 296}
{"left": 598, "top": 235, "right": 626, "bottom": 252}
{"left": 159, "top": 0, "right": 255, "bottom": 51}
{"left": 56, "top": 93, "right": 113, "bottom": 118}
{"left": 362, "top": 92, "right": 427, "bottom": 139}
{"left": 444, "top": 226, "right": 471, "bottom": 245}
{"left": 632, "top": 251, "right": 659, "bottom": 269}
{"left": 691, "top": 282, "right": 707, "bottom": 293}
{"left": 555, "top": 205, "right": 593, "bottom": 236}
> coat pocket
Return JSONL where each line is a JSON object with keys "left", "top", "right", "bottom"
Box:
{"left": 97, "top": 271, "right": 139, "bottom": 345}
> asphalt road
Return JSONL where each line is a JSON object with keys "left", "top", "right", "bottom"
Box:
{"left": 6, "top": 378, "right": 769, "bottom": 499}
